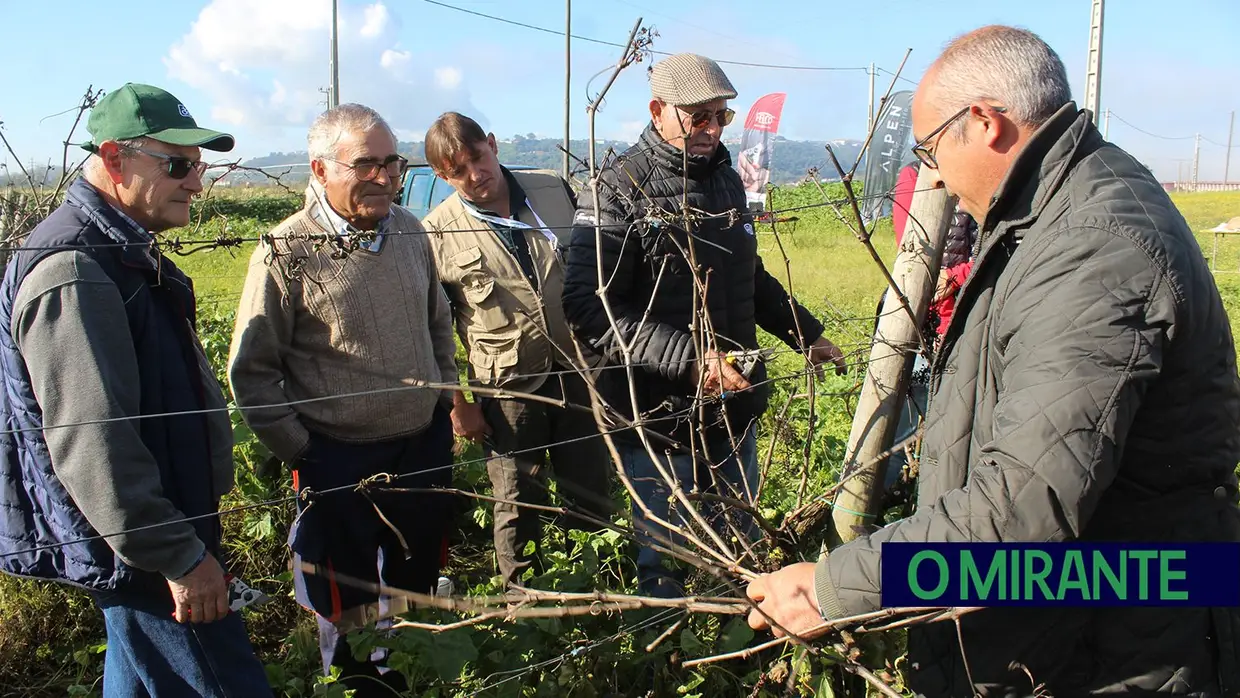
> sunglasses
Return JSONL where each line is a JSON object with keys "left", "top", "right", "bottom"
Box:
{"left": 121, "top": 145, "right": 209, "bottom": 180}
{"left": 327, "top": 154, "right": 409, "bottom": 182}
{"left": 911, "top": 104, "right": 1008, "bottom": 169}
{"left": 679, "top": 106, "right": 736, "bottom": 129}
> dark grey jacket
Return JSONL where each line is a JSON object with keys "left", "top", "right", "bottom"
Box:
{"left": 561, "top": 124, "right": 823, "bottom": 450}
{"left": 815, "top": 104, "right": 1240, "bottom": 696}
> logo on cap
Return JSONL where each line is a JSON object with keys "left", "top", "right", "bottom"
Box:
{"left": 177, "top": 104, "right": 192, "bottom": 118}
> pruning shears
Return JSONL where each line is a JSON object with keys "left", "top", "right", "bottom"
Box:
{"left": 723, "top": 347, "right": 776, "bottom": 381}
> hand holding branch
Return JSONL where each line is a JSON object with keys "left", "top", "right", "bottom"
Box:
{"left": 806, "top": 335, "right": 848, "bottom": 377}
{"left": 744, "top": 561, "right": 828, "bottom": 639}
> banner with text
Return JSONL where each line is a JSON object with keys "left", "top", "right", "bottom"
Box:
{"left": 736, "top": 92, "right": 787, "bottom": 209}
{"left": 881, "top": 542, "right": 1240, "bottom": 607}
{"left": 860, "top": 90, "right": 915, "bottom": 223}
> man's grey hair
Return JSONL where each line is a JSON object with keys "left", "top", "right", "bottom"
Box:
{"left": 931, "top": 25, "right": 1072, "bottom": 133}
{"left": 306, "top": 103, "right": 395, "bottom": 161}
{"left": 82, "top": 136, "right": 149, "bottom": 179}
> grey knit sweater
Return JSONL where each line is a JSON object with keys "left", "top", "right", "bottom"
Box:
{"left": 227, "top": 187, "right": 458, "bottom": 462}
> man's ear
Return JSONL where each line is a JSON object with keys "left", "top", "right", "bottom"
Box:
{"left": 649, "top": 99, "right": 664, "bottom": 123}
{"left": 310, "top": 159, "right": 329, "bottom": 186}
{"left": 976, "top": 104, "right": 1009, "bottom": 149}
{"left": 486, "top": 133, "right": 498, "bottom": 155}
{"left": 95, "top": 141, "right": 126, "bottom": 183}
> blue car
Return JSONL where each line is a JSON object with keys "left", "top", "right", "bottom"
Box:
{"left": 398, "top": 163, "right": 538, "bottom": 220}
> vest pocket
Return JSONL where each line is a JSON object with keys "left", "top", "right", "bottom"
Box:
{"left": 461, "top": 272, "right": 510, "bottom": 332}
{"left": 470, "top": 332, "right": 521, "bottom": 386}
{"left": 455, "top": 246, "right": 510, "bottom": 332}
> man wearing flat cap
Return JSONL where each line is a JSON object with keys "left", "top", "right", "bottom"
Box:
{"left": 0, "top": 83, "right": 271, "bottom": 695}
{"left": 561, "top": 54, "right": 847, "bottom": 598}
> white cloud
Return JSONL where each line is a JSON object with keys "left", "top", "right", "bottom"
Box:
{"left": 380, "top": 49, "right": 411, "bottom": 72}
{"left": 164, "top": 0, "right": 481, "bottom": 150}
{"left": 359, "top": 3, "right": 389, "bottom": 38}
{"left": 434, "top": 67, "right": 462, "bottom": 90}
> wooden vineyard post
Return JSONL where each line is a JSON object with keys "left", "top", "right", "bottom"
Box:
{"left": 829, "top": 167, "right": 956, "bottom": 544}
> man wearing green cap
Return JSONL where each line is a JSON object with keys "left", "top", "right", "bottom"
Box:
{"left": 0, "top": 83, "right": 271, "bottom": 696}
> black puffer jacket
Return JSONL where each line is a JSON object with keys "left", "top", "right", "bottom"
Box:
{"left": 943, "top": 206, "right": 978, "bottom": 269}
{"left": 561, "top": 124, "right": 823, "bottom": 449}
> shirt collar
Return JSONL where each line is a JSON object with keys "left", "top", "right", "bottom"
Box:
{"left": 464, "top": 166, "right": 526, "bottom": 221}
{"left": 107, "top": 205, "right": 154, "bottom": 243}
{"left": 306, "top": 180, "right": 390, "bottom": 251}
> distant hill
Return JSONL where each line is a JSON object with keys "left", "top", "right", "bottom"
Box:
{"left": 231, "top": 135, "right": 868, "bottom": 187}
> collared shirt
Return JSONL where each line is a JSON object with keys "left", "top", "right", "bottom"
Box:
{"left": 97, "top": 194, "right": 159, "bottom": 268}
{"left": 108, "top": 205, "right": 153, "bottom": 243}
{"left": 462, "top": 166, "right": 541, "bottom": 291}
{"left": 307, "top": 180, "right": 390, "bottom": 253}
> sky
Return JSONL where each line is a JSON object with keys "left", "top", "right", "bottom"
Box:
{"left": 1, "top": 0, "right": 1237, "bottom": 183}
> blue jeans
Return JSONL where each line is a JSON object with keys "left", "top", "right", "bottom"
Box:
{"left": 96, "top": 592, "right": 271, "bottom": 698}
{"left": 619, "top": 425, "right": 759, "bottom": 598}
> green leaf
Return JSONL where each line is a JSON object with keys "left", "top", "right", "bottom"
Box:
{"left": 427, "top": 629, "right": 478, "bottom": 681}
{"left": 816, "top": 672, "right": 837, "bottom": 698}
{"left": 717, "top": 617, "right": 755, "bottom": 655}
{"left": 677, "top": 671, "right": 706, "bottom": 694}
{"left": 679, "top": 628, "right": 706, "bottom": 656}
{"left": 472, "top": 504, "right": 490, "bottom": 530}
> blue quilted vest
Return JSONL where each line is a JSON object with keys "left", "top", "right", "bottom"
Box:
{"left": 0, "top": 178, "right": 222, "bottom": 593}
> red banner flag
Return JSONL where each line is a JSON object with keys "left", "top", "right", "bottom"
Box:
{"left": 736, "top": 92, "right": 787, "bottom": 209}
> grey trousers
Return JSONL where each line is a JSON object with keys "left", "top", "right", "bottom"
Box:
{"left": 479, "top": 370, "right": 616, "bottom": 588}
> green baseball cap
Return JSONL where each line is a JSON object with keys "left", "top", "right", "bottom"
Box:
{"left": 81, "top": 83, "right": 235, "bottom": 154}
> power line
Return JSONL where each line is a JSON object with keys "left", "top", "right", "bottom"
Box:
{"left": 1203, "top": 136, "right": 1240, "bottom": 150}
{"left": 421, "top": 0, "right": 870, "bottom": 72}
{"left": 1107, "top": 112, "right": 1197, "bottom": 141}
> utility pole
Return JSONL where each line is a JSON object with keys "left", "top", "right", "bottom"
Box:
{"left": 329, "top": 0, "right": 340, "bottom": 109}
{"left": 1104, "top": 109, "right": 1111, "bottom": 139}
{"left": 867, "top": 62, "right": 876, "bottom": 134}
{"left": 1226, "top": 110, "right": 1235, "bottom": 185}
{"left": 1193, "top": 133, "right": 1201, "bottom": 192}
{"left": 1083, "top": 0, "right": 1105, "bottom": 126}
{"left": 563, "top": 0, "right": 571, "bottom": 180}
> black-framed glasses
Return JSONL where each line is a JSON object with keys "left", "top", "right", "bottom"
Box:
{"left": 679, "top": 106, "right": 736, "bottom": 130}
{"left": 327, "top": 154, "right": 409, "bottom": 182}
{"left": 911, "top": 104, "right": 1008, "bottom": 169}
{"left": 120, "top": 145, "right": 208, "bottom": 180}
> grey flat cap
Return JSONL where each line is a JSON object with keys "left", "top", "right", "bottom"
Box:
{"left": 649, "top": 53, "right": 738, "bottom": 106}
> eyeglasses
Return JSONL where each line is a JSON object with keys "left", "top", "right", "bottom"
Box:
{"left": 120, "top": 145, "right": 209, "bottom": 180}
{"left": 911, "top": 104, "right": 1008, "bottom": 169}
{"left": 679, "top": 107, "right": 736, "bottom": 130}
{"left": 326, "top": 154, "right": 409, "bottom": 182}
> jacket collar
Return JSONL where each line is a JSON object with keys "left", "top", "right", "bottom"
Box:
{"left": 639, "top": 122, "right": 733, "bottom": 181}
{"left": 65, "top": 178, "right": 159, "bottom": 272}
{"left": 980, "top": 102, "right": 1097, "bottom": 240}
{"left": 930, "top": 103, "right": 1100, "bottom": 372}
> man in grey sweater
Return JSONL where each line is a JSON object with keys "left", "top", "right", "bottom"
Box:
{"left": 0, "top": 83, "right": 270, "bottom": 696}
{"left": 228, "top": 103, "right": 459, "bottom": 695}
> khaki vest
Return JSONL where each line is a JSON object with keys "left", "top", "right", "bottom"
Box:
{"left": 425, "top": 169, "right": 578, "bottom": 392}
